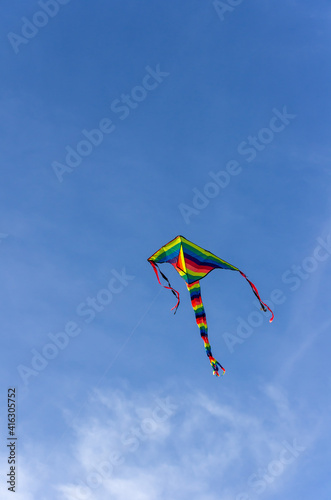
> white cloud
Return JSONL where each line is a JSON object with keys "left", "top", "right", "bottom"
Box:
{"left": 1, "top": 372, "right": 321, "bottom": 500}
{"left": 52, "top": 379, "right": 313, "bottom": 500}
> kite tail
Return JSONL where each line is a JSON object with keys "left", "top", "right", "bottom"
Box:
{"left": 187, "top": 281, "right": 225, "bottom": 377}
{"left": 149, "top": 261, "right": 180, "bottom": 313}
{"left": 239, "top": 271, "right": 274, "bottom": 322}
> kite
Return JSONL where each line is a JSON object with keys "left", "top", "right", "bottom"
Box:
{"left": 148, "top": 236, "right": 274, "bottom": 377}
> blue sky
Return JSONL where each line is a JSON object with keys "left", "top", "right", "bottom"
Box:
{"left": 1, "top": 1, "right": 331, "bottom": 498}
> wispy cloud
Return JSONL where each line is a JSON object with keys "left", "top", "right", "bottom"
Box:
{"left": 28, "top": 379, "right": 314, "bottom": 500}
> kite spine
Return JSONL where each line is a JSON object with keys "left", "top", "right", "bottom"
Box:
{"left": 187, "top": 281, "right": 225, "bottom": 377}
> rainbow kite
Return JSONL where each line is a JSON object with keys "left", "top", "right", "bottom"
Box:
{"left": 148, "top": 236, "right": 274, "bottom": 376}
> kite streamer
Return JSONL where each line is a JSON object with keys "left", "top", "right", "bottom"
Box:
{"left": 187, "top": 281, "right": 225, "bottom": 376}
{"left": 148, "top": 235, "right": 273, "bottom": 376}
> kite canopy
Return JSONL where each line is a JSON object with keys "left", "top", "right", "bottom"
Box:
{"left": 148, "top": 236, "right": 274, "bottom": 377}
{"left": 148, "top": 235, "right": 239, "bottom": 284}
